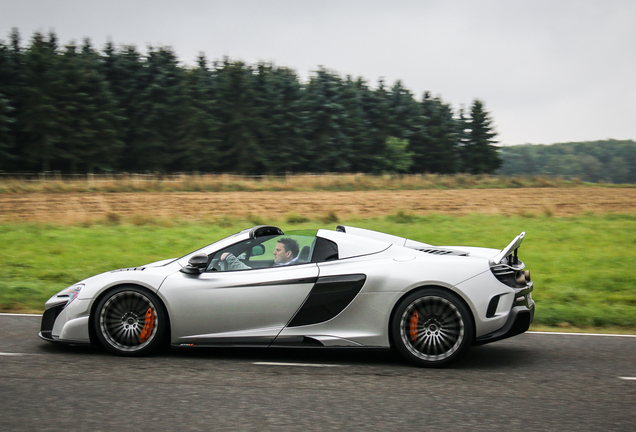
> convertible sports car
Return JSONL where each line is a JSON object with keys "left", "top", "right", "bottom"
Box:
{"left": 40, "top": 225, "right": 534, "bottom": 367}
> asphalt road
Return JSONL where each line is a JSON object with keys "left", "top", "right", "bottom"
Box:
{"left": 1, "top": 314, "right": 635, "bottom": 432}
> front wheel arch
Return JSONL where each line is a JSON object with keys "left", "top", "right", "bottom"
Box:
{"left": 89, "top": 284, "right": 170, "bottom": 356}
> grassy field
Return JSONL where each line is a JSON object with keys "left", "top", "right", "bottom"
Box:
{"left": 2, "top": 212, "right": 635, "bottom": 332}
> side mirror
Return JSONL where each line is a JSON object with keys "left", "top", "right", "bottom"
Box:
{"left": 180, "top": 254, "right": 208, "bottom": 274}
{"left": 251, "top": 244, "right": 265, "bottom": 257}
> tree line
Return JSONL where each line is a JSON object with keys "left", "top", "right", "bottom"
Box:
{"left": 0, "top": 29, "right": 500, "bottom": 175}
{"left": 497, "top": 139, "right": 636, "bottom": 184}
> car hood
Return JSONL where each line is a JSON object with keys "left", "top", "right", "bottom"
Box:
{"left": 75, "top": 259, "right": 182, "bottom": 301}
{"left": 144, "top": 258, "right": 178, "bottom": 267}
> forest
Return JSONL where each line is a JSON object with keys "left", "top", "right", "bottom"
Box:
{"left": 0, "top": 29, "right": 499, "bottom": 175}
{"left": 497, "top": 140, "right": 636, "bottom": 184}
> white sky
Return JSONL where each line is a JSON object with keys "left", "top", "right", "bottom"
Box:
{"left": 1, "top": 0, "right": 635, "bottom": 145}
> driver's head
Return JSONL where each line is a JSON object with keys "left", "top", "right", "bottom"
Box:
{"left": 273, "top": 238, "right": 299, "bottom": 265}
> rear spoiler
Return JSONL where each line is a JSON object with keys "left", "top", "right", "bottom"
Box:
{"left": 490, "top": 232, "right": 525, "bottom": 265}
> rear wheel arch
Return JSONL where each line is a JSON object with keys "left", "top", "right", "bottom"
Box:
{"left": 389, "top": 285, "right": 475, "bottom": 342}
{"left": 389, "top": 285, "right": 476, "bottom": 367}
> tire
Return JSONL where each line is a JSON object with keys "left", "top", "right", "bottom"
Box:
{"left": 93, "top": 286, "right": 167, "bottom": 356}
{"left": 391, "top": 288, "right": 474, "bottom": 368}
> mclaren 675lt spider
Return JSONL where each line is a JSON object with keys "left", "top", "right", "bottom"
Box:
{"left": 40, "top": 225, "right": 534, "bottom": 367}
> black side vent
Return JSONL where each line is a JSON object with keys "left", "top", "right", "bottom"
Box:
{"left": 288, "top": 274, "right": 366, "bottom": 327}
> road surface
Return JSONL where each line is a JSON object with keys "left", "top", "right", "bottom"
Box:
{"left": 1, "top": 314, "right": 635, "bottom": 431}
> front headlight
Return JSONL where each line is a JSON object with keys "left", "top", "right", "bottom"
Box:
{"left": 47, "top": 284, "right": 84, "bottom": 309}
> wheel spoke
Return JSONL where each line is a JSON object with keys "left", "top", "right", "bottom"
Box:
{"left": 100, "top": 290, "right": 158, "bottom": 352}
{"left": 401, "top": 295, "right": 465, "bottom": 361}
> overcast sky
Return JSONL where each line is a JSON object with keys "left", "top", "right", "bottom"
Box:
{"left": 2, "top": 0, "right": 635, "bottom": 145}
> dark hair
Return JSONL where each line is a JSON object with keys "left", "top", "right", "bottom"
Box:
{"left": 278, "top": 238, "right": 299, "bottom": 258}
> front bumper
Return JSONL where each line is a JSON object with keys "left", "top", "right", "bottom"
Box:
{"left": 39, "top": 303, "right": 65, "bottom": 341}
{"left": 39, "top": 300, "right": 92, "bottom": 345}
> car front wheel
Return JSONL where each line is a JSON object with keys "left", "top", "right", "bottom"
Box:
{"left": 93, "top": 286, "right": 167, "bottom": 356}
{"left": 391, "top": 288, "right": 474, "bottom": 367}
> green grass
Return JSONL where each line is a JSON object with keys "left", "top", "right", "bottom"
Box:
{"left": 1, "top": 213, "right": 635, "bottom": 332}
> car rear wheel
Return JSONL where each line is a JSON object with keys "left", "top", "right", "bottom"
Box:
{"left": 93, "top": 286, "right": 167, "bottom": 356}
{"left": 391, "top": 288, "right": 474, "bottom": 367}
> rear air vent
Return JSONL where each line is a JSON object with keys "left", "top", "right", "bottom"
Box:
{"left": 486, "top": 295, "right": 500, "bottom": 318}
{"left": 417, "top": 248, "right": 468, "bottom": 256}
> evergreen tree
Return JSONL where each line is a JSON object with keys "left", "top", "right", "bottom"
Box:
{"left": 20, "top": 31, "right": 65, "bottom": 171}
{"left": 355, "top": 78, "right": 392, "bottom": 173}
{"left": 0, "top": 93, "right": 14, "bottom": 168}
{"left": 409, "top": 92, "right": 458, "bottom": 173}
{"left": 214, "top": 59, "right": 263, "bottom": 174}
{"left": 252, "top": 63, "right": 309, "bottom": 173}
{"left": 0, "top": 28, "right": 26, "bottom": 170}
{"left": 175, "top": 54, "right": 222, "bottom": 171}
{"left": 386, "top": 80, "right": 420, "bottom": 141}
{"left": 56, "top": 39, "right": 122, "bottom": 172}
{"left": 132, "top": 46, "right": 187, "bottom": 171}
{"left": 460, "top": 99, "right": 500, "bottom": 174}
{"left": 340, "top": 76, "right": 378, "bottom": 173}
{"left": 0, "top": 28, "right": 512, "bottom": 176}
{"left": 100, "top": 43, "right": 150, "bottom": 171}
{"left": 303, "top": 68, "right": 352, "bottom": 172}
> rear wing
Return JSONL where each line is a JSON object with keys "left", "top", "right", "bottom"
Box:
{"left": 490, "top": 232, "right": 525, "bottom": 266}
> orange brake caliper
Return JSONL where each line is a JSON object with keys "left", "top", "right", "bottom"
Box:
{"left": 139, "top": 308, "right": 155, "bottom": 343}
{"left": 409, "top": 311, "right": 419, "bottom": 342}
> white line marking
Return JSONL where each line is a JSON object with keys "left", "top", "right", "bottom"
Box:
{"left": 0, "top": 313, "right": 42, "bottom": 317}
{"left": 253, "top": 362, "right": 342, "bottom": 367}
{"left": 619, "top": 377, "right": 636, "bottom": 381}
{"left": 0, "top": 352, "right": 30, "bottom": 356}
{"left": 528, "top": 331, "right": 636, "bottom": 338}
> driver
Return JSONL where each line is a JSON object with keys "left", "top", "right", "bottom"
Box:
{"left": 220, "top": 237, "right": 300, "bottom": 271}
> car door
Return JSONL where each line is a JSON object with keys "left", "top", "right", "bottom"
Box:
{"left": 159, "top": 263, "right": 319, "bottom": 346}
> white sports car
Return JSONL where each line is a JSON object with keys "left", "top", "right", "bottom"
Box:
{"left": 40, "top": 225, "right": 534, "bottom": 367}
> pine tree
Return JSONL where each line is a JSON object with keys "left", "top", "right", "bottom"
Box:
{"left": 56, "top": 39, "right": 122, "bottom": 172}
{"left": 0, "top": 93, "right": 14, "bottom": 168}
{"left": 175, "top": 54, "right": 222, "bottom": 171}
{"left": 20, "top": 31, "right": 65, "bottom": 171}
{"left": 131, "top": 46, "right": 187, "bottom": 172}
{"left": 214, "top": 59, "right": 263, "bottom": 174}
{"left": 252, "top": 63, "right": 309, "bottom": 173}
{"left": 409, "top": 92, "right": 458, "bottom": 173}
{"left": 460, "top": 99, "right": 500, "bottom": 174}
{"left": 303, "top": 68, "right": 352, "bottom": 172}
{"left": 340, "top": 76, "right": 376, "bottom": 173}
{"left": 355, "top": 78, "right": 392, "bottom": 173}
{"left": 387, "top": 80, "right": 420, "bottom": 141}
{"left": 100, "top": 44, "right": 149, "bottom": 171}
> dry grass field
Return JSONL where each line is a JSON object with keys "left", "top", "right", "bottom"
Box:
{"left": 1, "top": 187, "right": 636, "bottom": 224}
